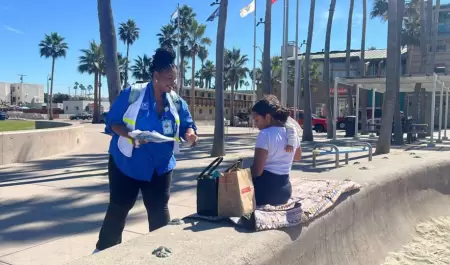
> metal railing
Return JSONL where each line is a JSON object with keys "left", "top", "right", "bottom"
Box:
{"left": 312, "top": 142, "right": 373, "bottom": 168}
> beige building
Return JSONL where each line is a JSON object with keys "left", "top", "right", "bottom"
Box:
{"left": 63, "top": 100, "right": 110, "bottom": 115}
{"left": 180, "top": 87, "right": 255, "bottom": 120}
{"left": 409, "top": 4, "right": 450, "bottom": 74}
{"left": 0, "top": 82, "right": 45, "bottom": 105}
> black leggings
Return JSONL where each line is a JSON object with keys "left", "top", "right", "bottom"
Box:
{"left": 253, "top": 170, "right": 292, "bottom": 206}
{"left": 96, "top": 156, "right": 172, "bottom": 250}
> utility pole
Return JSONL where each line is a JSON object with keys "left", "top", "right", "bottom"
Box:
{"left": 18, "top": 74, "right": 27, "bottom": 105}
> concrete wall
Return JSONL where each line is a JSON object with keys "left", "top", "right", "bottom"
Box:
{"left": 0, "top": 121, "right": 83, "bottom": 165}
{"left": 69, "top": 155, "right": 450, "bottom": 265}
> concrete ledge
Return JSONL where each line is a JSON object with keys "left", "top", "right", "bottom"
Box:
{"left": 0, "top": 121, "right": 84, "bottom": 165}
{"left": 69, "top": 155, "right": 450, "bottom": 265}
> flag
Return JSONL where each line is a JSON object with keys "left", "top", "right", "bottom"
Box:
{"left": 207, "top": 7, "right": 220, "bottom": 22}
{"left": 171, "top": 8, "right": 179, "bottom": 22}
{"left": 240, "top": 0, "right": 255, "bottom": 18}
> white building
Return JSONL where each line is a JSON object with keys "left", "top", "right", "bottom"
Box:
{"left": 63, "top": 100, "right": 110, "bottom": 114}
{"left": 0, "top": 82, "right": 45, "bottom": 104}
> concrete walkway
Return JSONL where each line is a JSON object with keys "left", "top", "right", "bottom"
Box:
{"left": 3, "top": 122, "right": 447, "bottom": 265}
{"left": 0, "top": 124, "right": 257, "bottom": 265}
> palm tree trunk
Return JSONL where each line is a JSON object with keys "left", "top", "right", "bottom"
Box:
{"left": 49, "top": 57, "right": 56, "bottom": 120}
{"left": 211, "top": 0, "right": 228, "bottom": 157}
{"left": 302, "top": 0, "right": 315, "bottom": 142}
{"left": 191, "top": 53, "right": 196, "bottom": 120}
{"left": 98, "top": 78, "right": 102, "bottom": 121}
{"left": 262, "top": 0, "right": 272, "bottom": 95}
{"left": 180, "top": 55, "right": 185, "bottom": 94}
{"left": 360, "top": 0, "right": 368, "bottom": 133}
{"left": 393, "top": 0, "right": 405, "bottom": 145}
{"left": 376, "top": 0, "right": 399, "bottom": 154}
{"left": 93, "top": 72, "right": 100, "bottom": 124}
{"left": 345, "top": 0, "right": 355, "bottom": 117}
{"left": 97, "top": 0, "right": 121, "bottom": 104}
{"left": 231, "top": 81, "right": 236, "bottom": 126}
{"left": 324, "top": 0, "right": 336, "bottom": 139}
{"left": 124, "top": 44, "right": 130, "bottom": 88}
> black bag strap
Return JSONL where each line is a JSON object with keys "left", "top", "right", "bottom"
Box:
{"left": 197, "top": 157, "right": 224, "bottom": 180}
{"left": 224, "top": 158, "right": 244, "bottom": 173}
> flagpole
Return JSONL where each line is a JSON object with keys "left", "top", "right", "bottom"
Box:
{"left": 176, "top": 3, "right": 181, "bottom": 94}
{"left": 293, "top": 0, "right": 299, "bottom": 120}
{"left": 281, "top": 0, "right": 289, "bottom": 107}
{"left": 252, "top": 0, "right": 257, "bottom": 108}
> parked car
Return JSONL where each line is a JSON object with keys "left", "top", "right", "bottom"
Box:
{"left": 0, "top": 112, "right": 8, "bottom": 120}
{"left": 291, "top": 110, "right": 328, "bottom": 133}
{"left": 338, "top": 108, "right": 383, "bottom": 130}
{"left": 70, "top": 113, "right": 92, "bottom": 120}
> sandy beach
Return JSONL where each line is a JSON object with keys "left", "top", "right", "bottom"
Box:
{"left": 381, "top": 216, "right": 450, "bottom": 265}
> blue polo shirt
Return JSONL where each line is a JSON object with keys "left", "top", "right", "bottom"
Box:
{"left": 107, "top": 82, "right": 196, "bottom": 181}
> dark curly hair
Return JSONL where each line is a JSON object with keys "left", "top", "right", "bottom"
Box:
{"left": 251, "top": 95, "right": 290, "bottom": 124}
{"left": 150, "top": 47, "right": 177, "bottom": 77}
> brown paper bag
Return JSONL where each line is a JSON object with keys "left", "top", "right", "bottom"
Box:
{"left": 218, "top": 168, "right": 256, "bottom": 217}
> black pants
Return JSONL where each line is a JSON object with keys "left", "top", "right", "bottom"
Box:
{"left": 96, "top": 156, "right": 172, "bottom": 250}
{"left": 253, "top": 170, "right": 292, "bottom": 206}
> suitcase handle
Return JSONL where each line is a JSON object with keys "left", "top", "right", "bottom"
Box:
{"left": 197, "top": 157, "right": 224, "bottom": 180}
{"left": 224, "top": 158, "right": 244, "bottom": 173}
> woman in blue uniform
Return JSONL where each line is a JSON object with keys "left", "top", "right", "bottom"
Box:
{"left": 95, "top": 47, "right": 198, "bottom": 251}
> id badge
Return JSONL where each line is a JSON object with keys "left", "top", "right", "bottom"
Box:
{"left": 162, "top": 119, "right": 174, "bottom": 135}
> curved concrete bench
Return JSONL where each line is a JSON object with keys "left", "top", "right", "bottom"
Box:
{"left": 0, "top": 121, "right": 84, "bottom": 165}
{"left": 69, "top": 155, "right": 450, "bottom": 265}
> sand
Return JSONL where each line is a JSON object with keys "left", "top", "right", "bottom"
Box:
{"left": 381, "top": 216, "right": 450, "bottom": 265}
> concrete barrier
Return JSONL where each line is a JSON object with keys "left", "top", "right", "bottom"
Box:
{"left": 0, "top": 121, "right": 83, "bottom": 165}
{"left": 69, "top": 155, "right": 450, "bottom": 265}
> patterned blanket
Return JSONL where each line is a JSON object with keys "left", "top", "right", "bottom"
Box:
{"left": 185, "top": 178, "right": 361, "bottom": 231}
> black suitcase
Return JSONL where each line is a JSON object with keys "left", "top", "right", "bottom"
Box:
{"left": 196, "top": 157, "right": 223, "bottom": 217}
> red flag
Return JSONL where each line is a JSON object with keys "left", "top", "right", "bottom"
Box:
{"left": 272, "top": 0, "right": 277, "bottom": 3}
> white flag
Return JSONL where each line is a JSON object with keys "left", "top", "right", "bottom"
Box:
{"left": 240, "top": 0, "right": 255, "bottom": 18}
{"left": 171, "top": 9, "right": 179, "bottom": 21}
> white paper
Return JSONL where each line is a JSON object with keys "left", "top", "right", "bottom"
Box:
{"left": 128, "top": 130, "right": 175, "bottom": 143}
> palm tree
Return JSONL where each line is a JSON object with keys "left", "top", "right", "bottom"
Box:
{"left": 97, "top": 0, "right": 121, "bottom": 104}
{"left": 186, "top": 20, "right": 212, "bottom": 119}
{"left": 270, "top": 56, "right": 282, "bottom": 92}
{"left": 79, "top": 84, "right": 86, "bottom": 98}
{"left": 211, "top": 0, "right": 229, "bottom": 157}
{"left": 118, "top": 19, "right": 140, "bottom": 89}
{"left": 73, "top": 82, "right": 79, "bottom": 96}
{"left": 302, "top": 0, "right": 316, "bottom": 142}
{"left": 360, "top": 0, "right": 369, "bottom": 136}
{"left": 324, "top": 0, "right": 337, "bottom": 139}
{"left": 39, "top": 32, "right": 68, "bottom": 120}
{"left": 198, "top": 46, "right": 209, "bottom": 86}
{"left": 157, "top": 24, "right": 178, "bottom": 50}
{"left": 262, "top": 0, "right": 273, "bottom": 95}
{"left": 371, "top": 0, "right": 423, "bottom": 121}
{"left": 376, "top": 0, "right": 402, "bottom": 154}
{"left": 176, "top": 5, "right": 197, "bottom": 95}
{"left": 198, "top": 46, "right": 209, "bottom": 66}
{"left": 87, "top": 84, "right": 93, "bottom": 99}
{"left": 78, "top": 40, "right": 104, "bottom": 123}
{"left": 224, "top": 48, "right": 249, "bottom": 125}
{"left": 345, "top": 0, "right": 355, "bottom": 120}
{"left": 131, "top": 55, "right": 152, "bottom": 82}
{"left": 182, "top": 59, "right": 190, "bottom": 87}
{"left": 202, "top": 60, "right": 215, "bottom": 88}
{"left": 117, "top": 53, "right": 128, "bottom": 87}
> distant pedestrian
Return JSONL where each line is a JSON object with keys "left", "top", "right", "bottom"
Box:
{"left": 95, "top": 47, "right": 198, "bottom": 252}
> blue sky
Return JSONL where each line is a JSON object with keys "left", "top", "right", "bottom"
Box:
{"left": 1, "top": 0, "right": 392, "bottom": 95}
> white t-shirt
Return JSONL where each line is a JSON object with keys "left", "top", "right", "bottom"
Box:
{"left": 255, "top": 126, "right": 300, "bottom": 175}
